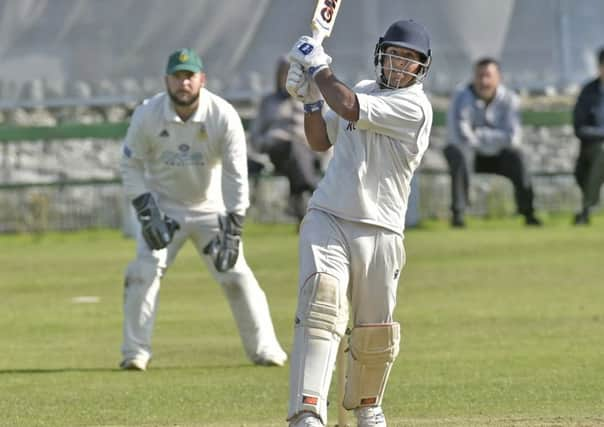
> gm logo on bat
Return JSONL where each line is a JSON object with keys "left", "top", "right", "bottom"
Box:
{"left": 298, "top": 42, "right": 314, "bottom": 55}
{"left": 320, "top": 0, "right": 338, "bottom": 23}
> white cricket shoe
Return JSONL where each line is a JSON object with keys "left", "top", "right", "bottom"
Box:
{"left": 119, "top": 357, "right": 148, "bottom": 371}
{"left": 355, "top": 406, "right": 386, "bottom": 427}
{"left": 289, "top": 412, "right": 324, "bottom": 427}
{"left": 253, "top": 347, "right": 288, "bottom": 367}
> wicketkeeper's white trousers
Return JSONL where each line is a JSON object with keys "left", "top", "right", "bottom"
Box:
{"left": 121, "top": 209, "right": 284, "bottom": 365}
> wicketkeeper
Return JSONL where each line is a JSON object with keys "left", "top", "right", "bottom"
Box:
{"left": 118, "top": 48, "right": 287, "bottom": 371}
{"left": 285, "top": 20, "right": 433, "bottom": 427}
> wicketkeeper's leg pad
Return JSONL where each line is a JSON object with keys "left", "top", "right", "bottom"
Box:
{"left": 343, "top": 322, "right": 400, "bottom": 410}
{"left": 288, "top": 272, "right": 349, "bottom": 425}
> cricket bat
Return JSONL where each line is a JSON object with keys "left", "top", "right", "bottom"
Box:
{"left": 291, "top": 0, "right": 342, "bottom": 101}
{"left": 311, "top": 0, "right": 342, "bottom": 44}
{"left": 335, "top": 337, "right": 350, "bottom": 427}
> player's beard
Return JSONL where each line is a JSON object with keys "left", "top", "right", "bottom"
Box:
{"left": 168, "top": 88, "right": 200, "bottom": 107}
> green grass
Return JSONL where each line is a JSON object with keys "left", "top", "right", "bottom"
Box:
{"left": 1, "top": 215, "right": 603, "bottom": 427}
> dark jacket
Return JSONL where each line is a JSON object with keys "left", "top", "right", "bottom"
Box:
{"left": 573, "top": 78, "right": 604, "bottom": 146}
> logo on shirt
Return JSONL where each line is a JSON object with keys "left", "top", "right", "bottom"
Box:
{"left": 160, "top": 148, "right": 205, "bottom": 166}
{"left": 346, "top": 121, "right": 356, "bottom": 131}
{"left": 198, "top": 124, "right": 208, "bottom": 141}
{"left": 393, "top": 268, "right": 400, "bottom": 280}
{"left": 159, "top": 129, "right": 170, "bottom": 137}
{"left": 123, "top": 145, "right": 132, "bottom": 158}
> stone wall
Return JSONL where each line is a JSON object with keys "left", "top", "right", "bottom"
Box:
{"left": 251, "top": 124, "right": 586, "bottom": 223}
{"left": 413, "top": 125, "right": 583, "bottom": 220}
{"left": 0, "top": 118, "right": 594, "bottom": 232}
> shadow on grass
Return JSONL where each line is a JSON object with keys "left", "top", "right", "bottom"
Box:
{"left": 0, "top": 363, "right": 255, "bottom": 375}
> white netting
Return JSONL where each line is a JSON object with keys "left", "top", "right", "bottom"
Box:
{"left": 0, "top": 0, "right": 602, "bottom": 104}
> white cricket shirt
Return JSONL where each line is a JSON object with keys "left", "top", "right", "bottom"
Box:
{"left": 308, "top": 80, "right": 432, "bottom": 234}
{"left": 120, "top": 88, "right": 249, "bottom": 215}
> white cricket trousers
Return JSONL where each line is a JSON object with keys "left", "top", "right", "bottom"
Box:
{"left": 121, "top": 209, "right": 284, "bottom": 365}
{"left": 288, "top": 209, "right": 405, "bottom": 422}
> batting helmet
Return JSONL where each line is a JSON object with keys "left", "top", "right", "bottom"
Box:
{"left": 374, "top": 19, "right": 432, "bottom": 87}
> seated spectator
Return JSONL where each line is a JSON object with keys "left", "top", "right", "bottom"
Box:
{"left": 249, "top": 56, "right": 326, "bottom": 224}
{"left": 443, "top": 57, "right": 542, "bottom": 227}
{"left": 572, "top": 47, "right": 604, "bottom": 225}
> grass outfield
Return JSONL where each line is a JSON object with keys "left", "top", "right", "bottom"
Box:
{"left": 0, "top": 214, "right": 603, "bottom": 427}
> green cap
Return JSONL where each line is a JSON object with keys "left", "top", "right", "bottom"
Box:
{"left": 166, "top": 48, "right": 203, "bottom": 74}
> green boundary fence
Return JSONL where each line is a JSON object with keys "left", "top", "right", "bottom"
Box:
{"left": 433, "top": 109, "right": 573, "bottom": 128}
{"left": 0, "top": 122, "right": 129, "bottom": 142}
{"left": 0, "top": 109, "right": 573, "bottom": 142}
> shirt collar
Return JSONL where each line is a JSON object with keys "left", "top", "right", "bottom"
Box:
{"left": 375, "top": 80, "right": 422, "bottom": 94}
{"left": 471, "top": 84, "right": 504, "bottom": 107}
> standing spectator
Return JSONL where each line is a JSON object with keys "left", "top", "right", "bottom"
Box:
{"left": 249, "top": 56, "right": 325, "bottom": 225}
{"left": 444, "top": 58, "right": 542, "bottom": 227}
{"left": 119, "top": 48, "right": 287, "bottom": 371}
{"left": 572, "top": 47, "right": 604, "bottom": 225}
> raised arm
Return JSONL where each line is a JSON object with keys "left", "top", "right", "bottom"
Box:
{"left": 285, "top": 61, "right": 332, "bottom": 152}
{"left": 313, "top": 68, "right": 359, "bottom": 122}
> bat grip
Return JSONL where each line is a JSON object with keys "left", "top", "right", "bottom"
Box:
{"left": 311, "top": 30, "right": 326, "bottom": 45}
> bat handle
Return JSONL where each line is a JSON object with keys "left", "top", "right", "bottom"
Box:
{"left": 311, "top": 29, "right": 326, "bottom": 45}
{"left": 336, "top": 338, "right": 349, "bottom": 427}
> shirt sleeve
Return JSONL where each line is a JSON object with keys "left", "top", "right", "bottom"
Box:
{"left": 221, "top": 105, "right": 250, "bottom": 215}
{"left": 573, "top": 84, "right": 592, "bottom": 139}
{"left": 356, "top": 91, "right": 426, "bottom": 144}
{"left": 324, "top": 107, "right": 339, "bottom": 146}
{"left": 573, "top": 82, "right": 604, "bottom": 141}
{"left": 447, "top": 90, "right": 480, "bottom": 147}
{"left": 120, "top": 105, "right": 149, "bottom": 200}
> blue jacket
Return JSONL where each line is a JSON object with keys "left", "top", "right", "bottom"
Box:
{"left": 573, "top": 77, "right": 604, "bottom": 146}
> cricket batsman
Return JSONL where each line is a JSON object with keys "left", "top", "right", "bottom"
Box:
{"left": 285, "top": 20, "right": 433, "bottom": 426}
{"left": 118, "top": 48, "right": 287, "bottom": 371}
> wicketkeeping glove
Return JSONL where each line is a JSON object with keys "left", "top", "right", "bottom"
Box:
{"left": 286, "top": 62, "right": 323, "bottom": 104}
{"left": 203, "top": 212, "right": 244, "bottom": 272}
{"left": 288, "top": 35, "right": 332, "bottom": 78}
{"left": 132, "top": 193, "right": 180, "bottom": 251}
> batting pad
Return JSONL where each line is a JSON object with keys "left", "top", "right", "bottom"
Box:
{"left": 343, "top": 322, "right": 400, "bottom": 410}
{"left": 288, "top": 273, "right": 348, "bottom": 424}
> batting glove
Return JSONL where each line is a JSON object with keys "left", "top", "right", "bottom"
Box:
{"left": 286, "top": 62, "right": 323, "bottom": 105}
{"left": 286, "top": 61, "right": 307, "bottom": 101}
{"left": 288, "top": 35, "right": 332, "bottom": 78}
